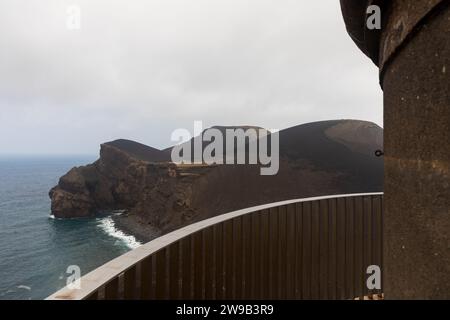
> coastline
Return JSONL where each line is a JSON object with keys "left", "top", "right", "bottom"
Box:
{"left": 111, "top": 214, "right": 161, "bottom": 245}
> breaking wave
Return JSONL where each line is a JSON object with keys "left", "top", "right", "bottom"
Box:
{"left": 98, "top": 217, "right": 142, "bottom": 249}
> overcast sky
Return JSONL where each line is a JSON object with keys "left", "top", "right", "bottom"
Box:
{"left": 0, "top": 0, "right": 382, "bottom": 155}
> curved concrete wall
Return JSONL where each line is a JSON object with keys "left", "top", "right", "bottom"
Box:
{"left": 382, "top": 2, "right": 450, "bottom": 299}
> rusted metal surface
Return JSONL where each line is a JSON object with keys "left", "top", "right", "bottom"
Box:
{"left": 47, "top": 193, "right": 384, "bottom": 300}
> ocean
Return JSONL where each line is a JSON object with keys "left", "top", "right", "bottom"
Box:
{"left": 0, "top": 156, "right": 141, "bottom": 300}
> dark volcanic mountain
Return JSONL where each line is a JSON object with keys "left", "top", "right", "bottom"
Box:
{"left": 105, "top": 139, "right": 169, "bottom": 162}
{"left": 49, "top": 120, "right": 383, "bottom": 240}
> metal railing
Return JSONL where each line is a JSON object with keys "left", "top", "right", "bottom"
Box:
{"left": 47, "top": 193, "right": 383, "bottom": 300}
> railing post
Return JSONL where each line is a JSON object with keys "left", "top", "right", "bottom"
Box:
{"left": 181, "top": 236, "right": 192, "bottom": 299}
{"left": 168, "top": 241, "right": 180, "bottom": 300}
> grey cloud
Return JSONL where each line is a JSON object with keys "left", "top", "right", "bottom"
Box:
{"left": 0, "top": 0, "right": 382, "bottom": 155}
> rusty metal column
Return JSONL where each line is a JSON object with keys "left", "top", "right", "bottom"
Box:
{"left": 381, "top": 1, "right": 450, "bottom": 299}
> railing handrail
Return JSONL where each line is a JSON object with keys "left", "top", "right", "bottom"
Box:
{"left": 47, "top": 192, "right": 383, "bottom": 300}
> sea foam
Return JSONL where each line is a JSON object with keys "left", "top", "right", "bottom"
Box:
{"left": 98, "top": 217, "right": 142, "bottom": 249}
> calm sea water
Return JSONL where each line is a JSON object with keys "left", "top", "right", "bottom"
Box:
{"left": 0, "top": 156, "right": 141, "bottom": 300}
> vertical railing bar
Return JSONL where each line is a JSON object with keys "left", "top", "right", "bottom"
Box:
{"left": 345, "top": 197, "right": 349, "bottom": 299}
{"left": 262, "top": 210, "right": 269, "bottom": 299}
{"left": 241, "top": 215, "right": 245, "bottom": 299}
{"left": 278, "top": 206, "right": 285, "bottom": 299}
{"left": 152, "top": 252, "right": 157, "bottom": 299}
{"left": 285, "top": 205, "right": 289, "bottom": 299}
{"left": 278, "top": 206, "right": 282, "bottom": 299}
{"left": 355, "top": 196, "right": 362, "bottom": 299}
{"left": 370, "top": 196, "right": 378, "bottom": 282}
{"left": 231, "top": 219, "right": 235, "bottom": 299}
{"left": 117, "top": 274, "right": 124, "bottom": 300}
{"left": 302, "top": 201, "right": 312, "bottom": 299}
{"left": 353, "top": 196, "right": 357, "bottom": 299}
{"left": 193, "top": 231, "right": 203, "bottom": 299}
{"left": 240, "top": 216, "right": 245, "bottom": 299}
{"left": 202, "top": 229, "right": 206, "bottom": 299}
{"left": 250, "top": 213, "right": 255, "bottom": 299}
{"left": 343, "top": 198, "right": 347, "bottom": 300}
{"left": 262, "top": 210, "right": 268, "bottom": 299}
{"left": 273, "top": 207, "right": 280, "bottom": 299}
{"left": 124, "top": 265, "right": 137, "bottom": 300}
{"left": 241, "top": 215, "right": 248, "bottom": 299}
{"left": 216, "top": 223, "right": 224, "bottom": 300}
{"left": 268, "top": 209, "right": 273, "bottom": 299}
{"left": 168, "top": 242, "right": 180, "bottom": 300}
{"left": 337, "top": 197, "right": 342, "bottom": 300}
{"left": 250, "top": 213, "right": 256, "bottom": 299}
{"left": 283, "top": 205, "right": 288, "bottom": 299}
{"left": 370, "top": 195, "right": 382, "bottom": 296}
{"left": 362, "top": 196, "right": 366, "bottom": 297}
{"left": 285, "top": 204, "right": 295, "bottom": 299}
{"left": 361, "top": 197, "right": 372, "bottom": 296}
{"left": 336, "top": 197, "right": 339, "bottom": 299}
{"left": 98, "top": 285, "right": 106, "bottom": 300}
{"left": 135, "top": 262, "right": 141, "bottom": 299}
{"left": 204, "top": 228, "right": 213, "bottom": 299}
{"left": 327, "top": 199, "right": 331, "bottom": 299}
{"left": 363, "top": 195, "right": 372, "bottom": 297}
{"left": 353, "top": 196, "right": 356, "bottom": 299}
{"left": 380, "top": 196, "right": 384, "bottom": 294}
{"left": 318, "top": 200, "right": 322, "bottom": 299}
{"left": 325, "top": 199, "right": 332, "bottom": 300}
{"left": 358, "top": 196, "right": 364, "bottom": 299}
{"left": 223, "top": 220, "right": 233, "bottom": 299}
{"left": 211, "top": 226, "right": 217, "bottom": 300}
{"left": 293, "top": 203, "right": 299, "bottom": 299}
{"left": 166, "top": 248, "right": 170, "bottom": 299}
{"left": 285, "top": 205, "right": 290, "bottom": 299}
{"left": 282, "top": 205, "right": 287, "bottom": 299}
{"left": 202, "top": 230, "right": 206, "bottom": 299}
{"left": 249, "top": 212, "right": 254, "bottom": 299}
{"left": 298, "top": 202, "right": 304, "bottom": 300}
{"left": 141, "top": 256, "right": 152, "bottom": 299}
{"left": 322, "top": 199, "right": 328, "bottom": 300}
{"left": 155, "top": 249, "right": 167, "bottom": 300}
{"left": 254, "top": 212, "right": 261, "bottom": 299}
{"left": 333, "top": 198, "right": 338, "bottom": 300}
{"left": 181, "top": 236, "right": 191, "bottom": 299}
{"left": 311, "top": 200, "right": 320, "bottom": 299}
{"left": 242, "top": 215, "right": 246, "bottom": 299}
{"left": 319, "top": 199, "right": 329, "bottom": 300}
{"left": 346, "top": 196, "right": 355, "bottom": 299}
{"left": 105, "top": 277, "right": 119, "bottom": 300}
{"left": 190, "top": 235, "right": 195, "bottom": 299}
{"left": 327, "top": 199, "right": 337, "bottom": 300}
{"left": 233, "top": 216, "right": 242, "bottom": 300}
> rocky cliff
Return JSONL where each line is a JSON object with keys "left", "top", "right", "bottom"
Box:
{"left": 49, "top": 120, "right": 383, "bottom": 240}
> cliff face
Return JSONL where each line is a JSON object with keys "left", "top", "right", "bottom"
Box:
{"left": 50, "top": 143, "right": 179, "bottom": 218}
{"left": 50, "top": 120, "right": 383, "bottom": 237}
